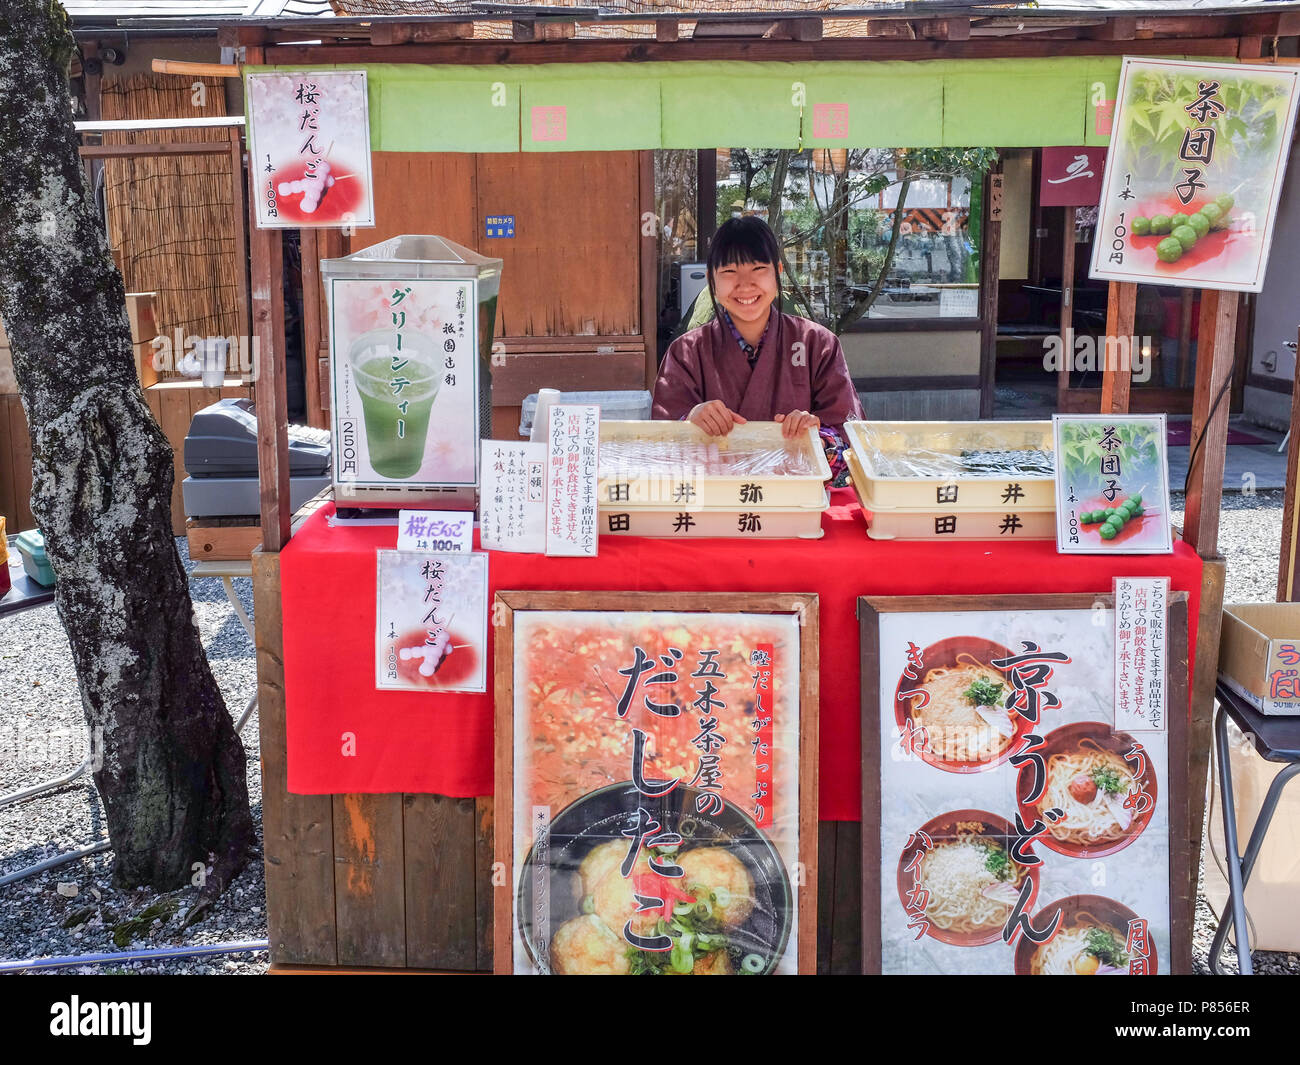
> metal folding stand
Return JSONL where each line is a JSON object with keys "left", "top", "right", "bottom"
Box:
{"left": 190, "top": 559, "right": 258, "bottom": 731}
{"left": 1209, "top": 681, "right": 1300, "bottom": 975}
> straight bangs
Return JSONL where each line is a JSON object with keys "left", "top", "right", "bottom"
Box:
{"left": 705, "top": 216, "right": 784, "bottom": 321}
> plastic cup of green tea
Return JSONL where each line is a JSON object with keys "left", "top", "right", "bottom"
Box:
{"left": 348, "top": 328, "right": 441, "bottom": 479}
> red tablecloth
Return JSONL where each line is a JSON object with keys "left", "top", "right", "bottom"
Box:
{"left": 281, "top": 490, "right": 1203, "bottom": 819}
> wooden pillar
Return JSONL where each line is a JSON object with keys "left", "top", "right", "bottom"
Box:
{"left": 1100, "top": 281, "right": 1136, "bottom": 413}
{"left": 978, "top": 165, "right": 1003, "bottom": 418}
{"left": 229, "top": 126, "right": 251, "bottom": 350}
{"left": 253, "top": 550, "right": 338, "bottom": 964}
{"left": 1057, "top": 206, "right": 1077, "bottom": 411}
{"left": 1183, "top": 289, "right": 1238, "bottom": 558}
{"left": 1177, "top": 289, "right": 1194, "bottom": 389}
{"left": 298, "top": 228, "right": 326, "bottom": 428}
{"left": 1276, "top": 327, "right": 1300, "bottom": 601}
{"left": 639, "top": 150, "right": 658, "bottom": 390}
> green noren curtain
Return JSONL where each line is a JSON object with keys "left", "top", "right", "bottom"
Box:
{"left": 249, "top": 56, "right": 1191, "bottom": 152}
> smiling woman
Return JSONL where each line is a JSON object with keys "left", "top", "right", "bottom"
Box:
{"left": 651, "top": 217, "right": 863, "bottom": 443}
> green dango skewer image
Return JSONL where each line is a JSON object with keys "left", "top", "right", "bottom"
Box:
{"left": 1129, "top": 192, "right": 1238, "bottom": 264}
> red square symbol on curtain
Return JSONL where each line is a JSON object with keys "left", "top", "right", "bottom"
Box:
{"left": 1094, "top": 100, "right": 1115, "bottom": 137}
{"left": 531, "top": 105, "right": 567, "bottom": 142}
{"left": 812, "top": 102, "right": 849, "bottom": 139}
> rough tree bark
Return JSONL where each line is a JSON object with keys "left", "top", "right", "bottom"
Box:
{"left": 0, "top": 1, "right": 252, "bottom": 917}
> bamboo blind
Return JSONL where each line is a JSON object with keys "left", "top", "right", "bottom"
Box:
{"left": 101, "top": 74, "right": 241, "bottom": 375}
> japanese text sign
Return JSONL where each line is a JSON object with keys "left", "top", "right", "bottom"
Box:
{"left": 375, "top": 550, "right": 488, "bottom": 693}
{"left": 1113, "top": 578, "right": 1169, "bottom": 732}
{"left": 480, "top": 441, "right": 547, "bottom": 553}
{"left": 1089, "top": 58, "right": 1300, "bottom": 292}
{"left": 545, "top": 404, "right": 599, "bottom": 557}
{"left": 396, "top": 510, "right": 472, "bottom": 554}
{"left": 246, "top": 70, "right": 375, "bottom": 230}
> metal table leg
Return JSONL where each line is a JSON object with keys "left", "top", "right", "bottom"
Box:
{"left": 1209, "top": 708, "right": 1300, "bottom": 974}
{"left": 219, "top": 575, "right": 257, "bottom": 734}
{"left": 1210, "top": 706, "right": 1254, "bottom": 974}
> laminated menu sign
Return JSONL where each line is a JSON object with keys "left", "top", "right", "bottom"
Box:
{"left": 1113, "top": 577, "right": 1169, "bottom": 733}
{"left": 545, "top": 404, "right": 599, "bottom": 557}
{"left": 860, "top": 594, "right": 1190, "bottom": 975}
{"left": 246, "top": 70, "right": 375, "bottom": 230}
{"left": 1053, "top": 414, "right": 1172, "bottom": 554}
{"left": 1089, "top": 58, "right": 1300, "bottom": 292}
{"left": 480, "top": 441, "right": 546, "bottom": 553}
{"left": 330, "top": 277, "right": 479, "bottom": 489}
{"left": 497, "top": 596, "right": 817, "bottom": 975}
{"left": 375, "top": 550, "right": 488, "bottom": 693}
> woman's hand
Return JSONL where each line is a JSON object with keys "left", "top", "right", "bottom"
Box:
{"left": 775, "top": 410, "right": 820, "bottom": 438}
{"left": 689, "top": 400, "right": 747, "bottom": 436}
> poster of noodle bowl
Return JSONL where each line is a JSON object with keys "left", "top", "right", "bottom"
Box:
{"left": 860, "top": 593, "right": 1191, "bottom": 975}
{"left": 494, "top": 594, "right": 819, "bottom": 975}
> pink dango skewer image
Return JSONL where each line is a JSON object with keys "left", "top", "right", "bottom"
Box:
{"left": 276, "top": 159, "right": 354, "bottom": 215}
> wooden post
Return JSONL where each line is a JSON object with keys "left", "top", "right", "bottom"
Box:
{"left": 253, "top": 550, "right": 338, "bottom": 964}
{"left": 1183, "top": 288, "right": 1238, "bottom": 558}
{"left": 639, "top": 150, "right": 658, "bottom": 391}
{"left": 1177, "top": 289, "right": 1194, "bottom": 388}
{"left": 1100, "top": 281, "right": 1137, "bottom": 413}
{"left": 298, "top": 228, "right": 326, "bottom": 428}
{"left": 229, "top": 126, "right": 251, "bottom": 351}
{"left": 978, "top": 165, "right": 1003, "bottom": 418}
{"left": 1276, "top": 326, "right": 1300, "bottom": 601}
{"left": 1057, "top": 206, "right": 1076, "bottom": 411}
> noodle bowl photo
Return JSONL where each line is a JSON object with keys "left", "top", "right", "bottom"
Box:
{"left": 1014, "top": 894, "right": 1156, "bottom": 975}
{"left": 895, "top": 810, "right": 1040, "bottom": 948}
{"left": 1018, "top": 722, "right": 1158, "bottom": 859}
{"left": 894, "top": 637, "right": 1028, "bottom": 774}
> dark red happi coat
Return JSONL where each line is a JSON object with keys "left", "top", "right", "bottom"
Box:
{"left": 651, "top": 312, "right": 864, "bottom": 428}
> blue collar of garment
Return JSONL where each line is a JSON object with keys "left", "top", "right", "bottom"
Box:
{"left": 721, "top": 306, "right": 775, "bottom": 365}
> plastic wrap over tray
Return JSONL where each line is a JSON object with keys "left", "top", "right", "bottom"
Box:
{"left": 845, "top": 419, "right": 1056, "bottom": 510}
{"left": 598, "top": 421, "right": 830, "bottom": 508}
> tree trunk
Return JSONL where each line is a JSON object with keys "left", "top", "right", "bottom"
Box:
{"left": 0, "top": 1, "right": 252, "bottom": 913}
{"left": 835, "top": 175, "right": 913, "bottom": 334}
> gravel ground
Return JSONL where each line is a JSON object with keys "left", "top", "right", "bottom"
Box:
{"left": 1, "top": 494, "right": 1297, "bottom": 974}
{"left": 0, "top": 539, "right": 268, "bottom": 974}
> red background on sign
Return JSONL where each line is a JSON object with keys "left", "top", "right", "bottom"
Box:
{"left": 1039, "top": 146, "right": 1107, "bottom": 208}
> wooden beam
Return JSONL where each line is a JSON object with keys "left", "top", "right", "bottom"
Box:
{"left": 1100, "top": 281, "right": 1136, "bottom": 413}
{"left": 263, "top": 35, "right": 1241, "bottom": 66}
{"left": 151, "top": 59, "right": 241, "bottom": 78}
{"left": 1236, "top": 11, "right": 1300, "bottom": 38}
{"left": 1278, "top": 328, "right": 1300, "bottom": 601}
{"left": 1183, "top": 289, "right": 1238, "bottom": 559}
{"left": 978, "top": 166, "right": 1002, "bottom": 419}
{"left": 655, "top": 21, "right": 679, "bottom": 43}
{"left": 864, "top": 19, "right": 916, "bottom": 40}
{"left": 372, "top": 22, "right": 475, "bottom": 46}
{"left": 1239, "top": 37, "right": 1268, "bottom": 61}
{"left": 78, "top": 142, "right": 232, "bottom": 158}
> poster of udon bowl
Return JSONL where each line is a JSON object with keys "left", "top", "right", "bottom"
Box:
{"left": 874, "top": 603, "right": 1171, "bottom": 975}
{"left": 1089, "top": 57, "right": 1300, "bottom": 292}
{"left": 510, "top": 610, "right": 803, "bottom": 975}
{"left": 245, "top": 70, "right": 375, "bottom": 229}
{"left": 329, "top": 277, "right": 479, "bottom": 488}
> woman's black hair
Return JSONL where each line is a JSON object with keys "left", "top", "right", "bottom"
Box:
{"left": 705, "top": 215, "right": 783, "bottom": 323}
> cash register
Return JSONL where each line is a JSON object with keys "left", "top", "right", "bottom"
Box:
{"left": 182, "top": 398, "right": 331, "bottom": 518}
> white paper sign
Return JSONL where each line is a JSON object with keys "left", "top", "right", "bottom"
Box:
{"left": 545, "top": 404, "right": 600, "bottom": 557}
{"left": 246, "top": 70, "right": 375, "bottom": 230}
{"left": 375, "top": 550, "right": 489, "bottom": 693}
{"left": 480, "top": 441, "right": 547, "bottom": 553}
{"left": 1114, "top": 577, "right": 1169, "bottom": 732}
{"left": 396, "top": 510, "right": 472, "bottom": 554}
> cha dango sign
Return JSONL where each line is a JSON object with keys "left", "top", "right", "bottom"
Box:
{"left": 1090, "top": 58, "right": 1299, "bottom": 293}
{"left": 246, "top": 70, "right": 375, "bottom": 230}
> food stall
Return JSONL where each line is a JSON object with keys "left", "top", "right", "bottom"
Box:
{"left": 220, "top": 4, "right": 1300, "bottom": 974}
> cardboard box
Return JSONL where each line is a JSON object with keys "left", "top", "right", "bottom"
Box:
{"left": 1218, "top": 602, "right": 1300, "bottom": 716}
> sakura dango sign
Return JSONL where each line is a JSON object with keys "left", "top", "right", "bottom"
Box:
{"left": 245, "top": 70, "right": 375, "bottom": 230}
{"left": 1090, "top": 57, "right": 1300, "bottom": 292}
